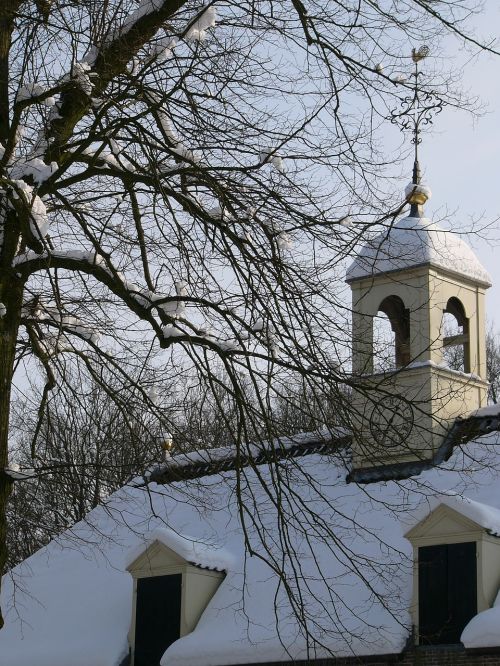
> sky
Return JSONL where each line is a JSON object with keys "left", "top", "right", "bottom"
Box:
{"left": 411, "top": 2, "right": 500, "bottom": 319}
{"left": 11, "top": 2, "right": 500, "bottom": 408}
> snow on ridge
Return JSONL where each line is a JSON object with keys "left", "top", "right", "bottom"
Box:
{"left": 124, "top": 527, "right": 235, "bottom": 572}
{"left": 470, "top": 403, "right": 500, "bottom": 419}
{"left": 406, "top": 359, "right": 483, "bottom": 382}
{"left": 149, "top": 426, "right": 346, "bottom": 474}
{"left": 346, "top": 216, "right": 491, "bottom": 285}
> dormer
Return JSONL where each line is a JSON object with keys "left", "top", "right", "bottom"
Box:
{"left": 126, "top": 529, "right": 229, "bottom": 666}
{"left": 346, "top": 184, "right": 491, "bottom": 470}
{"left": 405, "top": 497, "right": 500, "bottom": 646}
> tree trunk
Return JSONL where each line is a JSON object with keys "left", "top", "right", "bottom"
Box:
{"left": 0, "top": 270, "right": 23, "bottom": 629}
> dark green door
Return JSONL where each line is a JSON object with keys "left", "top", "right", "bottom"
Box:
{"left": 134, "top": 574, "right": 182, "bottom": 665}
{"left": 418, "top": 542, "right": 477, "bottom": 645}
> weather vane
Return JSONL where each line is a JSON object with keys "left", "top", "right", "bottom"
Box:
{"left": 389, "top": 46, "right": 443, "bottom": 212}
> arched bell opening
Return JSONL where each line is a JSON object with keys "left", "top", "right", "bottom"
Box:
{"left": 373, "top": 295, "right": 410, "bottom": 371}
{"left": 441, "top": 297, "right": 470, "bottom": 373}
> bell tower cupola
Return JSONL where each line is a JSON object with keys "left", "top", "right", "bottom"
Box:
{"left": 345, "top": 48, "right": 491, "bottom": 471}
{"left": 346, "top": 183, "right": 490, "bottom": 470}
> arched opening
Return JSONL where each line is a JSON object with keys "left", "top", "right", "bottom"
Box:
{"left": 373, "top": 295, "right": 410, "bottom": 371}
{"left": 441, "top": 297, "right": 470, "bottom": 373}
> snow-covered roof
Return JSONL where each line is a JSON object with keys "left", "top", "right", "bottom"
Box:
{"left": 2, "top": 430, "right": 500, "bottom": 666}
{"left": 346, "top": 216, "right": 492, "bottom": 285}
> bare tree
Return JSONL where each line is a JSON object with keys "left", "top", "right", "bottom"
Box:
{"left": 442, "top": 323, "right": 500, "bottom": 406}
{"left": 6, "top": 368, "right": 167, "bottom": 569}
{"left": 0, "top": 0, "right": 495, "bottom": 626}
{"left": 486, "top": 328, "right": 500, "bottom": 404}
{"left": 6, "top": 362, "right": 350, "bottom": 571}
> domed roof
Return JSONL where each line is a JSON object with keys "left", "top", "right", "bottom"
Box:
{"left": 346, "top": 215, "right": 491, "bottom": 286}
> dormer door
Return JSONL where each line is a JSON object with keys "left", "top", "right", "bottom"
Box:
{"left": 134, "top": 573, "right": 182, "bottom": 666}
{"left": 418, "top": 542, "right": 477, "bottom": 645}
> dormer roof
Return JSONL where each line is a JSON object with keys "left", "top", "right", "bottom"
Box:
{"left": 405, "top": 495, "right": 500, "bottom": 540}
{"left": 346, "top": 215, "right": 492, "bottom": 286}
{"left": 125, "top": 527, "right": 233, "bottom": 573}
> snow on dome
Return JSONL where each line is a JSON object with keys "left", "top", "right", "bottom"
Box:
{"left": 346, "top": 216, "right": 491, "bottom": 285}
{"left": 470, "top": 403, "right": 500, "bottom": 419}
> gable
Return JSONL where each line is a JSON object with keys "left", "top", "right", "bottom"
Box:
{"left": 405, "top": 503, "right": 484, "bottom": 542}
{"left": 127, "top": 540, "right": 185, "bottom": 575}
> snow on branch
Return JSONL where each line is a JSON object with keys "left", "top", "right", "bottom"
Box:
{"left": 10, "top": 158, "right": 58, "bottom": 185}
{"left": 71, "top": 62, "right": 96, "bottom": 96}
{"left": 146, "top": 35, "right": 178, "bottom": 64}
{"left": 11, "top": 246, "right": 245, "bottom": 357}
{"left": 185, "top": 5, "right": 217, "bottom": 41}
{"left": 113, "top": 0, "right": 169, "bottom": 41}
{"left": 78, "top": 145, "right": 135, "bottom": 173}
{"left": 3, "top": 466, "right": 35, "bottom": 482}
{"left": 259, "top": 149, "right": 285, "bottom": 173}
{"left": 13, "top": 247, "right": 193, "bottom": 330}
{"left": 8, "top": 179, "right": 50, "bottom": 239}
{"left": 20, "top": 298, "right": 102, "bottom": 349}
{"left": 16, "top": 83, "right": 57, "bottom": 107}
{"left": 115, "top": 1, "right": 216, "bottom": 46}
{"left": 153, "top": 103, "right": 202, "bottom": 164}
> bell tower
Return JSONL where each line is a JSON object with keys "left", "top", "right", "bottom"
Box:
{"left": 346, "top": 48, "right": 491, "bottom": 471}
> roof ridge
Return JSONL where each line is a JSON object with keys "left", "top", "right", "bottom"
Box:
{"left": 146, "top": 430, "right": 350, "bottom": 485}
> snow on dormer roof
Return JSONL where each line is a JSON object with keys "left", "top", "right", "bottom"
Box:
{"left": 406, "top": 495, "right": 500, "bottom": 538}
{"left": 125, "top": 527, "right": 234, "bottom": 572}
{"left": 346, "top": 216, "right": 492, "bottom": 286}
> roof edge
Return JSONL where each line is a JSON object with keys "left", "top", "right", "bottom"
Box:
{"left": 347, "top": 410, "right": 500, "bottom": 484}
{"left": 346, "top": 258, "right": 492, "bottom": 288}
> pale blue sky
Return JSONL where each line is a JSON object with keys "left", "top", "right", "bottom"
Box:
{"left": 411, "top": 2, "right": 500, "bottom": 318}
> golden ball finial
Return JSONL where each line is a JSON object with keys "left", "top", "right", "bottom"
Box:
{"left": 405, "top": 181, "right": 432, "bottom": 217}
{"left": 405, "top": 184, "right": 429, "bottom": 206}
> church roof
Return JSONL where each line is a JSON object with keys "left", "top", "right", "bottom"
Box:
{"left": 2, "top": 410, "right": 500, "bottom": 666}
{"left": 346, "top": 215, "right": 492, "bottom": 286}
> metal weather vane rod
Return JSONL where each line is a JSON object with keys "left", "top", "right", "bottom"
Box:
{"left": 389, "top": 45, "right": 443, "bottom": 215}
